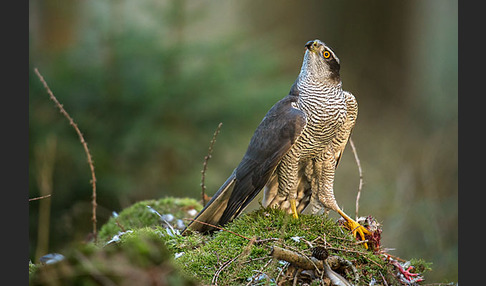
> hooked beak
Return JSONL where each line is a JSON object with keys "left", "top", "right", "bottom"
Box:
{"left": 305, "top": 40, "right": 320, "bottom": 52}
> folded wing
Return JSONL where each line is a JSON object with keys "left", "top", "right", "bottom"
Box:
{"left": 183, "top": 92, "right": 306, "bottom": 234}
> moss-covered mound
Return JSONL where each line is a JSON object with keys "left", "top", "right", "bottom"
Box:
{"left": 97, "top": 196, "right": 203, "bottom": 243}
{"left": 30, "top": 197, "right": 203, "bottom": 285}
{"left": 30, "top": 197, "right": 433, "bottom": 285}
{"left": 169, "top": 207, "right": 431, "bottom": 285}
{"left": 30, "top": 229, "right": 198, "bottom": 286}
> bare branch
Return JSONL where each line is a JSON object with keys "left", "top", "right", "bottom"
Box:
{"left": 29, "top": 194, "right": 52, "bottom": 202}
{"left": 270, "top": 246, "right": 322, "bottom": 270}
{"left": 212, "top": 254, "right": 241, "bottom": 286}
{"left": 349, "top": 137, "right": 363, "bottom": 220}
{"left": 212, "top": 237, "right": 256, "bottom": 286}
{"left": 201, "top": 122, "right": 223, "bottom": 205}
{"left": 34, "top": 68, "right": 98, "bottom": 240}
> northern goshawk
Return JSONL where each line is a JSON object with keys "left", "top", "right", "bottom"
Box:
{"left": 183, "top": 39, "right": 370, "bottom": 247}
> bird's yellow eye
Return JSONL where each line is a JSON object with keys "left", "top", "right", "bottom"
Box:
{"left": 323, "top": 50, "right": 331, "bottom": 59}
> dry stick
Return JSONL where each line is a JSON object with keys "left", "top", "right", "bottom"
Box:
{"left": 212, "top": 253, "right": 242, "bottom": 286}
{"left": 382, "top": 252, "right": 406, "bottom": 263}
{"left": 245, "top": 258, "right": 273, "bottom": 286}
{"left": 201, "top": 122, "right": 223, "bottom": 205}
{"left": 349, "top": 137, "right": 363, "bottom": 220}
{"left": 328, "top": 246, "right": 384, "bottom": 269}
{"left": 275, "top": 260, "right": 289, "bottom": 284}
{"left": 213, "top": 237, "right": 256, "bottom": 285}
{"left": 28, "top": 194, "right": 52, "bottom": 202}
{"left": 34, "top": 68, "right": 98, "bottom": 240}
{"left": 272, "top": 247, "right": 356, "bottom": 286}
{"left": 270, "top": 246, "right": 323, "bottom": 271}
{"left": 379, "top": 271, "right": 389, "bottom": 286}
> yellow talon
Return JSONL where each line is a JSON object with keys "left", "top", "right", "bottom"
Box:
{"left": 337, "top": 210, "right": 371, "bottom": 249}
{"left": 346, "top": 219, "right": 371, "bottom": 249}
{"left": 290, "top": 199, "right": 299, "bottom": 219}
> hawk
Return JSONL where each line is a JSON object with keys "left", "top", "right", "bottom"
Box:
{"left": 183, "top": 39, "right": 370, "bottom": 247}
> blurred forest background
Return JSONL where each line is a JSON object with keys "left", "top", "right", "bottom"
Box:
{"left": 29, "top": 0, "right": 457, "bottom": 282}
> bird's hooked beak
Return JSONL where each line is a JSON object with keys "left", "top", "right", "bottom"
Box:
{"left": 305, "top": 40, "right": 322, "bottom": 53}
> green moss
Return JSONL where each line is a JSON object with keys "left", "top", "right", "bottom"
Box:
{"left": 29, "top": 261, "right": 38, "bottom": 277}
{"left": 31, "top": 197, "right": 435, "bottom": 285}
{"left": 410, "top": 258, "right": 433, "bottom": 274}
{"left": 30, "top": 228, "right": 197, "bottom": 286}
{"left": 97, "top": 196, "right": 203, "bottom": 243}
{"left": 174, "top": 208, "right": 402, "bottom": 285}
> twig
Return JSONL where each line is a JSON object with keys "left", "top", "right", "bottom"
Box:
{"left": 115, "top": 220, "right": 126, "bottom": 232}
{"left": 212, "top": 253, "right": 241, "bottom": 286}
{"left": 270, "top": 246, "right": 323, "bottom": 271}
{"left": 271, "top": 247, "right": 356, "bottom": 286}
{"left": 213, "top": 251, "right": 222, "bottom": 268}
{"left": 379, "top": 271, "right": 389, "bottom": 286}
{"left": 245, "top": 258, "right": 273, "bottom": 286}
{"left": 201, "top": 122, "right": 223, "bottom": 206}
{"left": 349, "top": 137, "right": 363, "bottom": 220}
{"left": 183, "top": 218, "right": 252, "bottom": 241}
{"left": 29, "top": 194, "right": 52, "bottom": 202}
{"left": 255, "top": 237, "right": 280, "bottom": 245}
{"left": 242, "top": 255, "right": 272, "bottom": 265}
{"left": 214, "top": 239, "right": 255, "bottom": 286}
{"left": 382, "top": 252, "right": 407, "bottom": 263}
{"left": 328, "top": 246, "right": 383, "bottom": 268}
{"left": 275, "top": 260, "right": 289, "bottom": 284}
{"left": 292, "top": 269, "right": 300, "bottom": 286}
{"left": 34, "top": 68, "right": 98, "bottom": 241}
{"left": 327, "top": 255, "right": 359, "bottom": 284}
{"left": 323, "top": 260, "right": 353, "bottom": 286}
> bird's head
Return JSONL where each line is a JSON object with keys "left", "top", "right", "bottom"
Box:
{"left": 299, "top": 39, "right": 341, "bottom": 85}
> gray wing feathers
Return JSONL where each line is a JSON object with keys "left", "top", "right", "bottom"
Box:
{"left": 182, "top": 93, "right": 306, "bottom": 234}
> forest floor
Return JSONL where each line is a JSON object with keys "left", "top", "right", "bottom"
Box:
{"left": 29, "top": 197, "right": 451, "bottom": 286}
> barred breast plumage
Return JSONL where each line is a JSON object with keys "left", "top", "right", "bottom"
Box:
{"left": 183, "top": 39, "right": 370, "bottom": 248}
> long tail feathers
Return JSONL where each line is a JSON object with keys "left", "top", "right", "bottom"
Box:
{"left": 182, "top": 172, "right": 237, "bottom": 234}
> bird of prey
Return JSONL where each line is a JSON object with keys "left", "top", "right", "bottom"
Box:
{"left": 183, "top": 39, "right": 370, "bottom": 247}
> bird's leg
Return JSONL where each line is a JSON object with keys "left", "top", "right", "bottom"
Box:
{"left": 290, "top": 199, "right": 299, "bottom": 219}
{"left": 274, "top": 153, "right": 300, "bottom": 219}
{"left": 335, "top": 208, "right": 371, "bottom": 249}
{"left": 287, "top": 159, "right": 301, "bottom": 219}
{"left": 318, "top": 149, "right": 371, "bottom": 249}
{"left": 304, "top": 159, "right": 325, "bottom": 215}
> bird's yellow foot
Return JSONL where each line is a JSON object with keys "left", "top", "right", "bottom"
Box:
{"left": 337, "top": 210, "right": 371, "bottom": 249}
{"left": 290, "top": 199, "right": 299, "bottom": 219}
{"left": 345, "top": 218, "right": 371, "bottom": 249}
